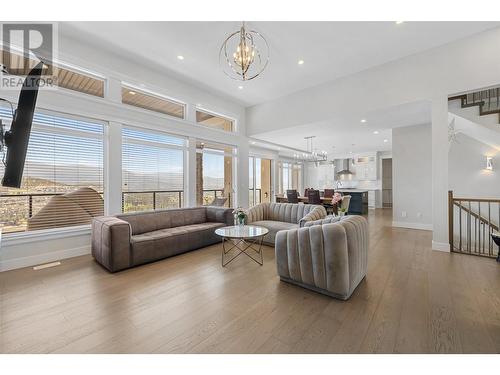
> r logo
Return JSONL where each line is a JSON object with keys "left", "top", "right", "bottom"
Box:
{"left": 1, "top": 23, "right": 54, "bottom": 75}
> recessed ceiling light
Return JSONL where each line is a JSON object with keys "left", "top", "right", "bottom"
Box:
{"left": 395, "top": 21, "right": 405, "bottom": 24}
{"left": 373, "top": 131, "right": 379, "bottom": 135}
{"left": 251, "top": 141, "right": 256, "bottom": 145}
{"left": 129, "top": 91, "right": 136, "bottom": 95}
{"left": 360, "top": 119, "right": 367, "bottom": 123}
{"left": 177, "top": 55, "right": 185, "bottom": 60}
{"left": 384, "top": 139, "right": 388, "bottom": 143}
{"left": 298, "top": 60, "right": 305, "bottom": 65}
{"left": 238, "top": 85, "right": 244, "bottom": 90}
{"left": 349, "top": 151, "right": 353, "bottom": 154}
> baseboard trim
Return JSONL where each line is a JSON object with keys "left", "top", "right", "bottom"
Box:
{"left": 392, "top": 221, "right": 433, "bottom": 231}
{"left": 432, "top": 241, "right": 450, "bottom": 252}
{"left": 0, "top": 245, "right": 91, "bottom": 272}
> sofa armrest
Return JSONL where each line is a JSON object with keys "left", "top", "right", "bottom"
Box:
{"left": 91, "top": 216, "right": 131, "bottom": 272}
{"left": 303, "top": 215, "right": 342, "bottom": 227}
{"left": 206, "top": 206, "right": 233, "bottom": 226}
{"left": 299, "top": 205, "right": 327, "bottom": 227}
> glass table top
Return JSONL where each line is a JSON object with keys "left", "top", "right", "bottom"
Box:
{"left": 215, "top": 225, "right": 269, "bottom": 239}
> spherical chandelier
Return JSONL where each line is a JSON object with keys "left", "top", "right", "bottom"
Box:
{"left": 219, "top": 22, "right": 269, "bottom": 81}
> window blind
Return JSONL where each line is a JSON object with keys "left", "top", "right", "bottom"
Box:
{"left": 122, "top": 126, "right": 185, "bottom": 212}
{"left": 0, "top": 107, "right": 105, "bottom": 233}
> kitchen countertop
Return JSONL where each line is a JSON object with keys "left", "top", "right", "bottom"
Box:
{"left": 336, "top": 189, "right": 369, "bottom": 193}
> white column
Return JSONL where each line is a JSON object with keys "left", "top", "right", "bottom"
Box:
{"left": 105, "top": 121, "right": 122, "bottom": 215}
{"left": 186, "top": 137, "right": 197, "bottom": 207}
{"left": 431, "top": 96, "right": 450, "bottom": 252}
{"left": 237, "top": 141, "right": 250, "bottom": 208}
{"left": 106, "top": 77, "right": 122, "bottom": 103}
{"left": 185, "top": 103, "right": 197, "bottom": 123}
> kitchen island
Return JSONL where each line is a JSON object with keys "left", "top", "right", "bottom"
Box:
{"left": 336, "top": 189, "right": 369, "bottom": 215}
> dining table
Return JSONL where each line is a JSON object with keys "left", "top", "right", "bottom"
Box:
{"left": 275, "top": 195, "right": 338, "bottom": 214}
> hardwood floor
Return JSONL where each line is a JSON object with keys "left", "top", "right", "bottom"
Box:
{"left": 1, "top": 209, "right": 499, "bottom": 354}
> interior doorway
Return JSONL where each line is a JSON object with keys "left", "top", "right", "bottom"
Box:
{"left": 382, "top": 158, "right": 393, "bottom": 208}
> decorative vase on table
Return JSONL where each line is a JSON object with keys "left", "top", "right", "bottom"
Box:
{"left": 237, "top": 215, "right": 246, "bottom": 226}
{"left": 232, "top": 207, "right": 246, "bottom": 227}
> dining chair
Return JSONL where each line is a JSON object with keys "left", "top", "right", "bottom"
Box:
{"left": 307, "top": 189, "right": 322, "bottom": 205}
{"left": 210, "top": 196, "right": 228, "bottom": 207}
{"left": 324, "top": 189, "right": 335, "bottom": 198}
{"left": 341, "top": 195, "right": 351, "bottom": 213}
{"left": 286, "top": 189, "right": 299, "bottom": 203}
{"left": 304, "top": 188, "right": 312, "bottom": 197}
{"left": 323, "top": 189, "right": 335, "bottom": 214}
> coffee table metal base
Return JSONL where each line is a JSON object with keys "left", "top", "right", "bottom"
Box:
{"left": 221, "top": 237, "right": 264, "bottom": 267}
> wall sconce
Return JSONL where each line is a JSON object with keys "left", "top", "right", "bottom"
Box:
{"left": 486, "top": 156, "right": 493, "bottom": 170}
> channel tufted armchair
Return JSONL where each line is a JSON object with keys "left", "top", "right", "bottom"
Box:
{"left": 275, "top": 215, "right": 369, "bottom": 300}
{"left": 245, "top": 202, "right": 327, "bottom": 245}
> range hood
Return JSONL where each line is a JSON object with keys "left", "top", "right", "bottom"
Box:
{"left": 336, "top": 158, "right": 354, "bottom": 176}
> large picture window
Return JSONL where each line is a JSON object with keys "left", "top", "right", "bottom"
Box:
{"left": 122, "top": 127, "right": 186, "bottom": 212}
{"left": 196, "top": 141, "right": 235, "bottom": 207}
{"left": 0, "top": 107, "right": 105, "bottom": 233}
{"left": 1, "top": 49, "right": 105, "bottom": 97}
{"left": 122, "top": 85, "right": 185, "bottom": 119}
{"left": 195, "top": 109, "right": 234, "bottom": 132}
{"left": 279, "top": 161, "right": 302, "bottom": 195}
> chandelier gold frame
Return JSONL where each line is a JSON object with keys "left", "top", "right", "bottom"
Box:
{"left": 219, "top": 22, "right": 269, "bottom": 81}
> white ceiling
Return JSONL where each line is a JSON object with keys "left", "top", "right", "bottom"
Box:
{"left": 60, "top": 21, "right": 500, "bottom": 107}
{"left": 252, "top": 101, "right": 432, "bottom": 157}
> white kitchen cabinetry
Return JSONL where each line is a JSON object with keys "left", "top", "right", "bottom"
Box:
{"left": 355, "top": 154, "right": 377, "bottom": 181}
{"left": 368, "top": 190, "right": 375, "bottom": 208}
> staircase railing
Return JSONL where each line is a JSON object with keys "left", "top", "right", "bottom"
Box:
{"left": 449, "top": 87, "right": 500, "bottom": 115}
{"left": 448, "top": 190, "right": 500, "bottom": 258}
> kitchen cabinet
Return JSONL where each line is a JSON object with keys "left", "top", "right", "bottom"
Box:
{"left": 337, "top": 189, "right": 368, "bottom": 215}
{"left": 368, "top": 190, "right": 375, "bottom": 208}
{"left": 354, "top": 154, "right": 377, "bottom": 180}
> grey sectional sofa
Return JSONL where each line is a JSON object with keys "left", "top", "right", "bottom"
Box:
{"left": 275, "top": 215, "right": 369, "bottom": 300}
{"left": 91, "top": 206, "right": 233, "bottom": 272}
{"left": 246, "top": 202, "right": 327, "bottom": 245}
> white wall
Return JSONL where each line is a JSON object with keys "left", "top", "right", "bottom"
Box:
{"left": 246, "top": 27, "right": 500, "bottom": 136}
{"left": 247, "top": 27, "right": 500, "bottom": 250}
{"left": 449, "top": 133, "right": 500, "bottom": 198}
{"left": 0, "top": 29, "right": 251, "bottom": 272}
{"left": 392, "top": 124, "right": 433, "bottom": 230}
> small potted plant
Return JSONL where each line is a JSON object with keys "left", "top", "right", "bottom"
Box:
{"left": 232, "top": 207, "right": 247, "bottom": 226}
{"left": 338, "top": 207, "right": 347, "bottom": 217}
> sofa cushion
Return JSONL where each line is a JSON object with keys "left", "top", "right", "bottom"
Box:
{"left": 267, "top": 203, "right": 314, "bottom": 224}
{"left": 117, "top": 207, "right": 208, "bottom": 235}
{"left": 246, "top": 202, "right": 326, "bottom": 225}
{"left": 251, "top": 220, "right": 297, "bottom": 245}
{"left": 130, "top": 222, "right": 224, "bottom": 265}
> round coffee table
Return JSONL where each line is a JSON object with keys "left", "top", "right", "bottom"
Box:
{"left": 215, "top": 225, "right": 269, "bottom": 267}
